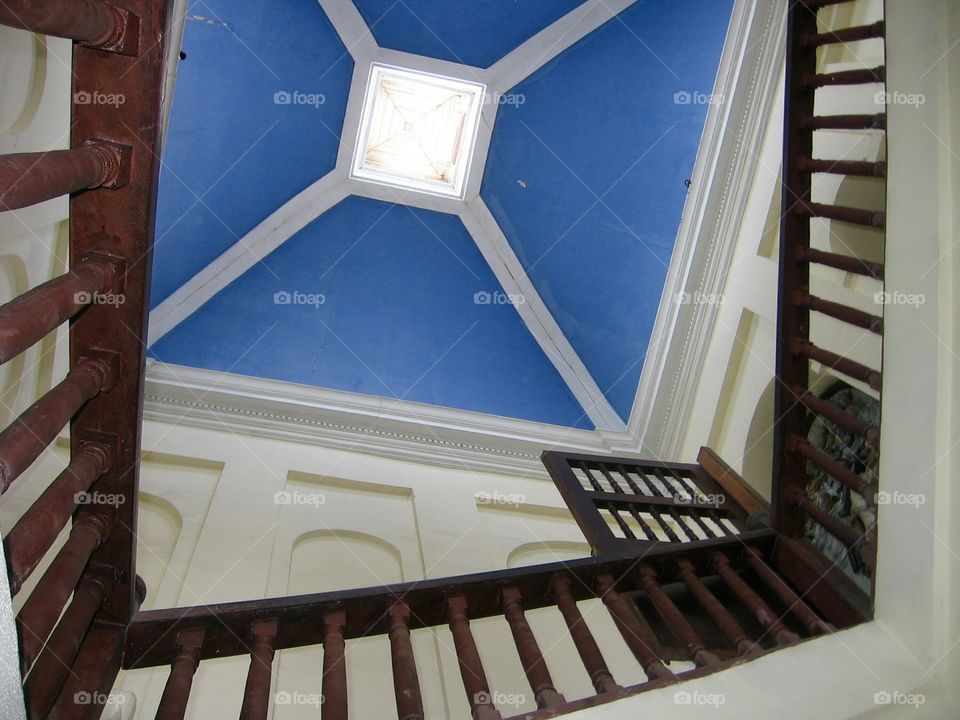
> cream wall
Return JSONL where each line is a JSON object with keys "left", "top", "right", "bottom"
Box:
{"left": 109, "top": 421, "right": 643, "bottom": 720}
{"left": 676, "top": 0, "right": 886, "bottom": 500}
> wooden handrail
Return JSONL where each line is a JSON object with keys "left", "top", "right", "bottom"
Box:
{"left": 0, "top": 356, "right": 116, "bottom": 495}
{"left": 0, "top": 253, "right": 122, "bottom": 365}
{"left": 0, "top": 141, "right": 130, "bottom": 211}
{"left": 4, "top": 441, "right": 112, "bottom": 594}
{"left": 124, "top": 532, "right": 777, "bottom": 669}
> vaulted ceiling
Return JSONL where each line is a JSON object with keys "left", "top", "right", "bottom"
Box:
{"left": 147, "top": 0, "right": 734, "bottom": 432}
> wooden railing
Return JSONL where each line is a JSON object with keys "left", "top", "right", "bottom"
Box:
{"left": 0, "top": 0, "right": 173, "bottom": 717}
{"left": 123, "top": 518, "right": 838, "bottom": 720}
{"left": 773, "top": 0, "right": 886, "bottom": 617}
{"left": 542, "top": 447, "right": 771, "bottom": 555}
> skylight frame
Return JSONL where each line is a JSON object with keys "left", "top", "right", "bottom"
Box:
{"left": 350, "top": 63, "right": 486, "bottom": 199}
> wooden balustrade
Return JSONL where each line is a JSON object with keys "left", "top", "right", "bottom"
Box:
{"left": 803, "top": 113, "right": 886, "bottom": 131}
{"left": 551, "top": 574, "right": 620, "bottom": 694}
{"left": 0, "top": 141, "right": 131, "bottom": 212}
{"left": 4, "top": 440, "right": 112, "bottom": 594}
{"left": 596, "top": 574, "right": 674, "bottom": 681}
{"left": 17, "top": 513, "right": 113, "bottom": 672}
{"left": 675, "top": 558, "right": 756, "bottom": 656}
{"left": 543, "top": 451, "right": 763, "bottom": 555}
{"left": 22, "top": 574, "right": 113, "bottom": 720}
{"left": 744, "top": 547, "right": 834, "bottom": 635}
{"left": 0, "top": 253, "right": 123, "bottom": 364}
{"left": 1, "top": 0, "right": 168, "bottom": 703}
{"left": 0, "top": 355, "right": 117, "bottom": 494}
{"left": 802, "top": 20, "right": 885, "bottom": 46}
{"left": 775, "top": 2, "right": 886, "bottom": 612}
{"left": 156, "top": 628, "right": 205, "bottom": 720}
{"left": 502, "top": 587, "right": 565, "bottom": 709}
{"left": 638, "top": 565, "right": 721, "bottom": 667}
{"left": 117, "top": 529, "right": 844, "bottom": 719}
{"left": 0, "top": 0, "right": 140, "bottom": 54}
{"left": 322, "top": 611, "right": 349, "bottom": 720}
{"left": 388, "top": 603, "right": 425, "bottom": 720}
{"left": 794, "top": 290, "right": 883, "bottom": 333}
{"left": 791, "top": 386, "right": 880, "bottom": 447}
{"left": 239, "top": 619, "right": 278, "bottom": 720}
{"left": 448, "top": 595, "right": 502, "bottom": 720}
{"left": 801, "top": 247, "right": 884, "bottom": 280}
{"left": 712, "top": 553, "right": 800, "bottom": 646}
{"left": 803, "top": 66, "right": 886, "bottom": 87}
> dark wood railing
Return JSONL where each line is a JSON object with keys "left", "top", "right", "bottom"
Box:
{"left": 542, "top": 447, "right": 771, "bottom": 555}
{"left": 123, "top": 523, "right": 840, "bottom": 720}
{"left": 0, "top": 0, "right": 172, "bottom": 717}
{"left": 773, "top": 0, "right": 886, "bottom": 617}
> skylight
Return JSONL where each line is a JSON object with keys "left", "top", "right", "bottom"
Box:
{"left": 351, "top": 64, "right": 485, "bottom": 198}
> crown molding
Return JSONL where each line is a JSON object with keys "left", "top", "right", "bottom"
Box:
{"left": 143, "top": 362, "right": 618, "bottom": 478}
{"left": 627, "top": 0, "right": 788, "bottom": 459}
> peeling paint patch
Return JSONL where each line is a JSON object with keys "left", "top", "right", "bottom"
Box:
{"left": 186, "top": 14, "right": 232, "bottom": 30}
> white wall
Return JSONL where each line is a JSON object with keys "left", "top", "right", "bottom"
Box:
{"left": 105, "top": 421, "right": 640, "bottom": 719}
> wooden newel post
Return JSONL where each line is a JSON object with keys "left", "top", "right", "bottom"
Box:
{"left": 156, "top": 627, "right": 205, "bottom": 720}
{"left": 501, "top": 587, "right": 565, "bottom": 708}
{"left": 447, "top": 595, "right": 502, "bottom": 720}
{"left": 552, "top": 574, "right": 620, "bottom": 694}
{"left": 388, "top": 602, "right": 425, "bottom": 720}
{"left": 321, "top": 611, "right": 348, "bottom": 720}
{"left": 239, "top": 619, "right": 278, "bottom": 720}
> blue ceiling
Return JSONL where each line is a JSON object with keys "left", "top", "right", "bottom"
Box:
{"left": 481, "top": 0, "right": 733, "bottom": 420}
{"left": 151, "top": 197, "right": 593, "bottom": 428}
{"left": 149, "top": 0, "right": 734, "bottom": 429}
{"left": 151, "top": 0, "right": 353, "bottom": 306}
{"left": 352, "top": 0, "right": 588, "bottom": 68}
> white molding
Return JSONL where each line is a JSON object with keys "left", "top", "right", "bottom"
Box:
{"left": 628, "top": 0, "right": 788, "bottom": 459}
{"left": 460, "top": 199, "right": 626, "bottom": 431}
{"left": 143, "top": 361, "right": 616, "bottom": 478}
{"left": 147, "top": 170, "right": 350, "bottom": 345}
{"left": 316, "top": 0, "right": 377, "bottom": 58}
{"left": 486, "top": 0, "right": 639, "bottom": 93}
